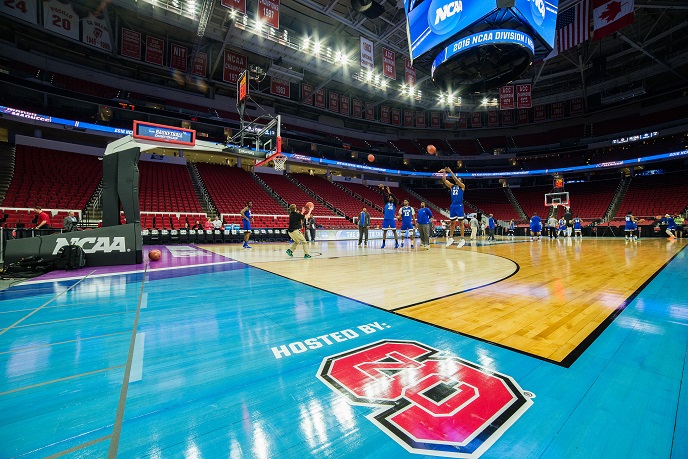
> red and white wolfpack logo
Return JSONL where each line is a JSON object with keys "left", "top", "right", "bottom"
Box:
{"left": 317, "top": 340, "right": 534, "bottom": 457}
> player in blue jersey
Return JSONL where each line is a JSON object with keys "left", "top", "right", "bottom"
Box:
{"left": 530, "top": 212, "right": 542, "bottom": 241}
{"left": 240, "top": 201, "right": 253, "bottom": 248}
{"left": 624, "top": 210, "right": 636, "bottom": 241}
{"left": 398, "top": 199, "right": 416, "bottom": 248}
{"left": 507, "top": 219, "right": 516, "bottom": 239}
{"left": 486, "top": 214, "right": 496, "bottom": 241}
{"left": 558, "top": 217, "right": 566, "bottom": 238}
{"left": 573, "top": 215, "right": 582, "bottom": 238}
{"left": 662, "top": 213, "right": 678, "bottom": 239}
{"left": 379, "top": 185, "right": 399, "bottom": 248}
{"left": 441, "top": 167, "right": 466, "bottom": 248}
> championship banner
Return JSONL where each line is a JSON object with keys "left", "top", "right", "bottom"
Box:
{"left": 258, "top": 0, "right": 279, "bottom": 29}
{"left": 365, "top": 102, "right": 374, "bottom": 121}
{"left": 499, "top": 86, "right": 515, "bottom": 110}
{"left": 222, "top": 50, "right": 247, "bottom": 84}
{"left": 444, "top": 116, "right": 455, "bottom": 129}
{"left": 1, "top": 0, "right": 37, "bottom": 23}
{"left": 471, "top": 112, "right": 482, "bottom": 128}
{"left": 404, "top": 59, "right": 416, "bottom": 86}
{"left": 221, "top": 0, "right": 246, "bottom": 14}
{"left": 415, "top": 111, "right": 425, "bottom": 128}
{"left": 145, "top": 35, "right": 165, "bottom": 66}
{"left": 170, "top": 43, "right": 188, "bottom": 71}
{"left": 360, "top": 36, "right": 374, "bottom": 70}
{"left": 516, "top": 84, "right": 532, "bottom": 108}
{"left": 404, "top": 110, "right": 414, "bottom": 127}
{"left": 302, "top": 82, "right": 313, "bottom": 105}
{"left": 551, "top": 101, "right": 564, "bottom": 119}
{"left": 392, "top": 108, "right": 401, "bottom": 126}
{"left": 502, "top": 110, "right": 514, "bottom": 126}
{"left": 431, "top": 111, "right": 441, "bottom": 129}
{"left": 329, "top": 91, "right": 339, "bottom": 112}
{"left": 570, "top": 97, "right": 584, "bottom": 115}
{"left": 534, "top": 105, "right": 546, "bottom": 122}
{"left": 192, "top": 52, "right": 207, "bottom": 77}
{"left": 120, "top": 28, "right": 141, "bottom": 60}
{"left": 340, "top": 95, "right": 349, "bottom": 115}
{"left": 382, "top": 48, "right": 396, "bottom": 80}
{"left": 82, "top": 14, "right": 112, "bottom": 52}
{"left": 488, "top": 110, "right": 499, "bottom": 127}
{"left": 458, "top": 114, "right": 467, "bottom": 129}
{"left": 270, "top": 77, "right": 290, "bottom": 98}
{"left": 353, "top": 99, "right": 362, "bottom": 118}
{"left": 315, "top": 89, "right": 326, "bottom": 108}
{"left": 518, "top": 108, "right": 529, "bottom": 124}
{"left": 381, "top": 105, "right": 390, "bottom": 124}
{"left": 42, "top": 0, "right": 78, "bottom": 40}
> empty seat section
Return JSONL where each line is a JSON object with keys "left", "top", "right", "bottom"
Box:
{"left": 138, "top": 162, "right": 202, "bottom": 213}
{"left": 615, "top": 172, "right": 688, "bottom": 218}
{"left": 466, "top": 188, "right": 521, "bottom": 221}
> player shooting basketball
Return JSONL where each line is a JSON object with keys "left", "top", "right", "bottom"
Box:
{"left": 379, "top": 184, "right": 399, "bottom": 249}
{"left": 440, "top": 168, "right": 466, "bottom": 248}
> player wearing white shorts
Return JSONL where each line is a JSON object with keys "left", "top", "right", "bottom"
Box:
{"left": 398, "top": 200, "right": 416, "bottom": 249}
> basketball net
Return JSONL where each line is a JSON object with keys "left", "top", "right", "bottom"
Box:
{"left": 273, "top": 155, "right": 287, "bottom": 171}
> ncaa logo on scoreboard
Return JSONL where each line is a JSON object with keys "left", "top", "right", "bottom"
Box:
{"left": 530, "top": 0, "right": 546, "bottom": 26}
{"left": 317, "top": 340, "right": 534, "bottom": 457}
{"left": 428, "top": 0, "right": 463, "bottom": 35}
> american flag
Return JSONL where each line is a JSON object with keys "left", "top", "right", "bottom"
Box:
{"left": 556, "top": 0, "right": 590, "bottom": 53}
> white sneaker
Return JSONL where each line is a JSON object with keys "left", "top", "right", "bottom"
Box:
{"left": 446, "top": 237, "right": 454, "bottom": 246}
{"left": 456, "top": 239, "right": 466, "bottom": 248}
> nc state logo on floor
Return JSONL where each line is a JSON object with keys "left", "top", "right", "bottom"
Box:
{"left": 317, "top": 340, "right": 534, "bottom": 457}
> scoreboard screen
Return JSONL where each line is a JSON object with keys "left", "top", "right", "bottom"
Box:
{"left": 405, "top": 0, "right": 497, "bottom": 61}
{"left": 512, "top": 0, "right": 558, "bottom": 48}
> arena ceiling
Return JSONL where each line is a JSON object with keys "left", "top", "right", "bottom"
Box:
{"left": 22, "top": 0, "right": 688, "bottom": 114}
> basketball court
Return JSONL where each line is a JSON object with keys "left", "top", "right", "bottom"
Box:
{"left": 1, "top": 237, "right": 687, "bottom": 458}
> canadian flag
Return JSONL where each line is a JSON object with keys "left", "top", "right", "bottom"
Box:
{"left": 593, "top": 0, "right": 634, "bottom": 39}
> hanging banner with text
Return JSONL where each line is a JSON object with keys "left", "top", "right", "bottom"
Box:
{"left": 404, "top": 110, "right": 414, "bottom": 127}
{"left": 502, "top": 110, "right": 514, "bottom": 126}
{"left": 1, "top": 0, "right": 37, "bottom": 23}
{"left": 121, "top": 28, "right": 141, "bottom": 60}
{"left": 405, "top": 59, "right": 416, "bottom": 86}
{"left": 381, "top": 105, "right": 390, "bottom": 124}
{"left": 551, "top": 101, "right": 564, "bottom": 119}
{"left": 315, "top": 89, "right": 326, "bottom": 108}
{"left": 499, "top": 86, "right": 515, "bottom": 110}
{"left": 270, "top": 77, "right": 290, "bottom": 98}
{"left": 329, "top": 91, "right": 339, "bottom": 112}
{"left": 518, "top": 108, "right": 529, "bottom": 124}
{"left": 170, "top": 43, "right": 188, "bottom": 71}
{"left": 516, "top": 84, "right": 532, "bottom": 108}
{"left": 353, "top": 99, "right": 362, "bottom": 118}
{"left": 415, "top": 111, "right": 425, "bottom": 128}
{"left": 360, "top": 36, "right": 374, "bottom": 70}
{"left": 471, "top": 112, "right": 482, "bottom": 128}
{"left": 257, "top": 0, "right": 279, "bottom": 29}
{"left": 382, "top": 48, "right": 396, "bottom": 80}
{"left": 534, "top": 105, "right": 546, "bottom": 122}
{"left": 43, "top": 0, "right": 79, "bottom": 40}
{"left": 570, "top": 97, "right": 584, "bottom": 115}
{"left": 488, "top": 110, "right": 499, "bottom": 127}
{"left": 340, "top": 95, "right": 349, "bottom": 115}
{"left": 392, "top": 108, "right": 401, "bottom": 126}
{"left": 145, "top": 35, "right": 165, "bottom": 66}
{"left": 82, "top": 14, "right": 112, "bottom": 52}
{"left": 301, "top": 82, "right": 313, "bottom": 105}
{"left": 365, "top": 102, "right": 375, "bottom": 121}
{"left": 431, "top": 111, "right": 441, "bottom": 129}
{"left": 223, "top": 50, "right": 247, "bottom": 84}
{"left": 221, "top": 0, "right": 246, "bottom": 14}
{"left": 192, "top": 52, "right": 207, "bottom": 77}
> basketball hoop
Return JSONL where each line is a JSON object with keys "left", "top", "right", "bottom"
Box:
{"left": 273, "top": 155, "right": 287, "bottom": 171}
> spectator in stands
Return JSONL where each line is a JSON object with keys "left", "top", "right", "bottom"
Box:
{"left": 357, "top": 207, "right": 371, "bottom": 246}
{"left": 33, "top": 206, "right": 51, "bottom": 232}
{"left": 212, "top": 216, "right": 223, "bottom": 229}
{"left": 63, "top": 211, "right": 78, "bottom": 232}
{"left": 183, "top": 221, "right": 191, "bottom": 229}
{"left": 203, "top": 218, "right": 213, "bottom": 231}
{"left": 416, "top": 202, "right": 433, "bottom": 249}
{"left": 192, "top": 220, "right": 203, "bottom": 230}
{"left": 286, "top": 204, "right": 311, "bottom": 259}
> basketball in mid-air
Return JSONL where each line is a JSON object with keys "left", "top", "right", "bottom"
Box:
{"left": 305, "top": 201, "right": 314, "bottom": 210}
{"left": 427, "top": 145, "right": 436, "bottom": 155}
{"left": 368, "top": 154, "right": 375, "bottom": 162}
{"left": 149, "top": 249, "right": 162, "bottom": 261}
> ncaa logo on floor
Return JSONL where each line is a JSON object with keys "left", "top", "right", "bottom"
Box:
{"left": 317, "top": 340, "right": 534, "bottom": 457}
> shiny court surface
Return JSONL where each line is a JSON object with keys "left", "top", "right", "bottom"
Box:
{"left": 1, "top": 239, "right": 687, "bottom": 458}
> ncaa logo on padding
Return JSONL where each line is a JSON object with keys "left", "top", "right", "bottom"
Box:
{"left": 428, "top": 0, "right": 463, "bottom": 35}
{"left": 530, "top": 0, "right": 546, "bottom": 26}
{"left": 317, "top": 340, "right": 534, "bottom": 457}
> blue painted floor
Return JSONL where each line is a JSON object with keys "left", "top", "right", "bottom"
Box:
{"left": 1, "top": 245, "right": 687, "bottom": 458}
